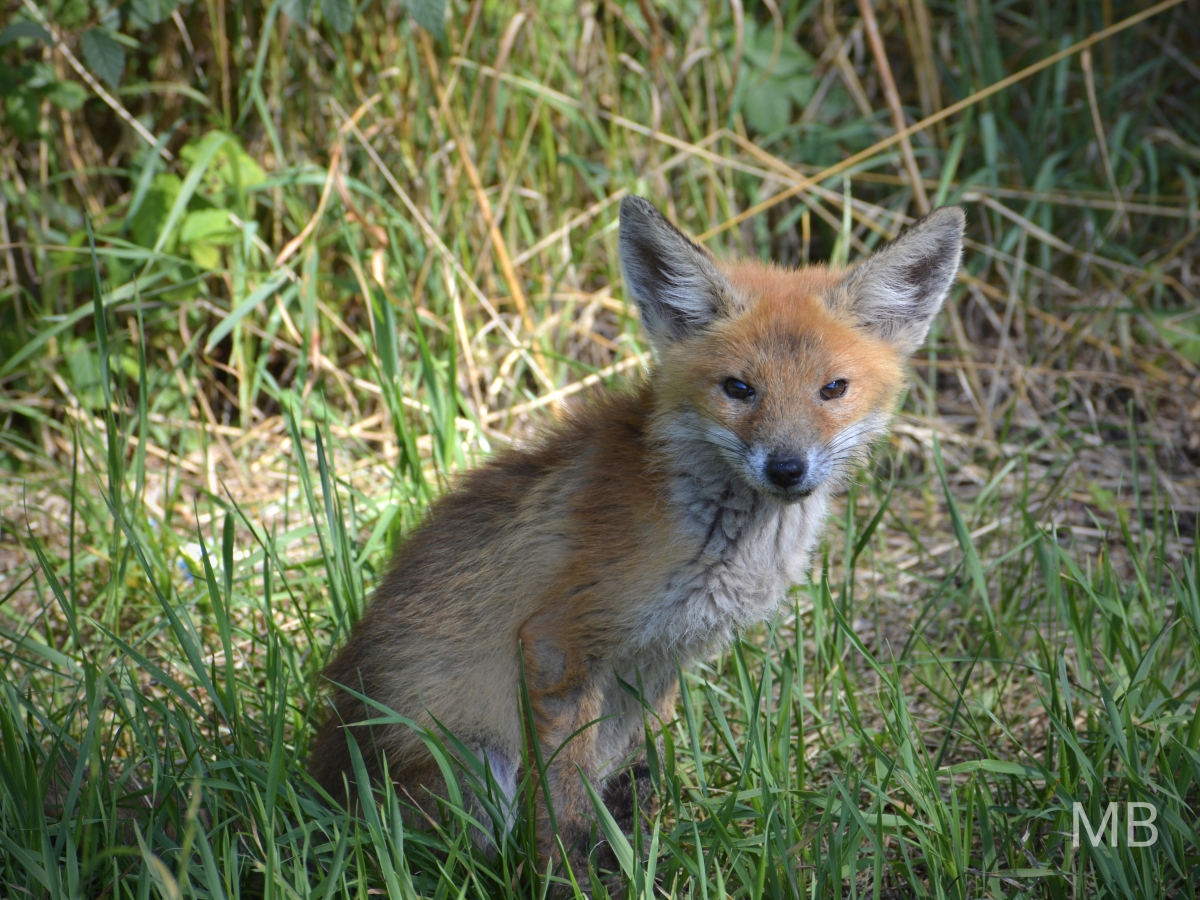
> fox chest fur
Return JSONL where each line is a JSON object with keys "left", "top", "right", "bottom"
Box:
{"left": 309, "top": 197, "right": 965, "bottom": 868}
{"left": 637, "top": 436, "right": 829, "bottom": 653}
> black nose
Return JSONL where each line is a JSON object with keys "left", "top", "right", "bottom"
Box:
{"left": 766, "top": 455, "right": 806, "bottom": 488}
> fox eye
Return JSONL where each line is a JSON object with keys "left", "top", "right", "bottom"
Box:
{"left": 820, "top": 379, "right": 849, "bottom": 400}
{"left": 723, "top": 378, "right": 756, "bottom": 401}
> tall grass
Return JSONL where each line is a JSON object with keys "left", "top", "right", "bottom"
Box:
{"left": 2, "top": 0, "right": 1199, "bottom": 897}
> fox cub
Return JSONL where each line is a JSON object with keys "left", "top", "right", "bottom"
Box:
{"left": 309, "top": 197, "right": 964, "bottom": 864}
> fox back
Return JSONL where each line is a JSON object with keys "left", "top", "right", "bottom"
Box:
{"left": 309, "top": 197, "right": 964, "bottom": 867}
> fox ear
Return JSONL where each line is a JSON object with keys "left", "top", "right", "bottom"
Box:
{"left": 841, "top": 206, "right": 965, "bottom": 354}
{"left": 619, "top": 196, "right": 737, "bottom": 349}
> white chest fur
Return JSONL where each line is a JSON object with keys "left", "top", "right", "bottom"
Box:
{"left": 633, "top": 462, "right": 828, "bottom": 660}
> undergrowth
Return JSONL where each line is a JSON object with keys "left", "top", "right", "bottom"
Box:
{"left": 2, "top": 0, "right": 1199, "bottom": 897}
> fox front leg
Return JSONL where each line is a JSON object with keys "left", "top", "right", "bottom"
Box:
{"left": 519, "top": 617, "right": 606, "bottom": 880}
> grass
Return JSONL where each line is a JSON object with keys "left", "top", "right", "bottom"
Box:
{"left": 2, "top": 0, "right": 1199, "bottom": 897}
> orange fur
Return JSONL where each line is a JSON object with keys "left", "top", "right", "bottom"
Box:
{"left": 308, "top": 199, "right": 964, "bottom": 878}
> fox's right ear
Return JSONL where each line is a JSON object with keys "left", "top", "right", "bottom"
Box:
{"left": 619, "top": 196, "right": 737, "bottom": 350}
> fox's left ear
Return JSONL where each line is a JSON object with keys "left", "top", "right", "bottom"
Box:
{"left": 840, "top": 206, "right": 965, "bottom": 354}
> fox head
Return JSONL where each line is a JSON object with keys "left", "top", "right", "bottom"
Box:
{"left": 619, "top": 196, "right": 964, "bottom": 502}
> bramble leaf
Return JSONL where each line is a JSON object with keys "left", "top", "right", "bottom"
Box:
{"left": 281, "top": 0, "right": 314, "bottom": 22}
{"left": 743, "top": 81, "right": 792, "bottom": 134}
{"left": 132, "top": 0, "right": 180, "bottom": 25}
{"left": 408, "top": 0, "right": 445, "bottom": 41}
{"left": 47, "top": 79, "right": 87, "bottom": 111}
{"left": 81, "top": 29, "right": 124, "bottom": 88}
{"left": 0, "top": 22, "right": 52, "bottom": 46}
{"left": 321, "top": 0, "right": 354, "bottom": 34}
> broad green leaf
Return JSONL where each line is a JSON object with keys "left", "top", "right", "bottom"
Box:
{"left": 46, "top": 79, "right": 87, "bottom": 111}
{"left": 281, "top": 0, "right": 314, "bottom": 21}
{"left": 81, "top": 29, "right": 124, "bottom": 88}
{"left": 785, "top": 74, "right": 816, "bottom": 107}
{"left": 0, "top": 61, "right": 20, "bottom": 96}
{"left": 320, "top": 0, "right": 354, "bottom": 33}
{"left": 180, "top": 133, "right": 265, "bottom": 201}
{"left": 188, "top": 241, "right": 222, "bottom": 270}
{"left": 743, "top": 21, "right": 815, "bottom": 78}
{"left": 4, "top": 90, "right": 40, "bottom": 139}
{"left": 0, "top": 22, "right": 51, "bottom": 45}
{"left": 22, "top": 60, "right": 58, "bottom": 91}
{"left": 180, "top": 208, "right": 238, "bottom": 245}
{"left": 53, "top": 0, "right": 92, "bottom": 28}
{"left": 129, "top": 173, "right": 182, "bottom": 249}
{"left": 153, "top": 130, "right": 229, "bottom": 254}
{"left": 408, "top": 0, "right": 445, "bottom": 41}
{"left": 223, "top": 141, "right": 266, "bottom": 189}
{"left": 743, "top": 81, "right": 792, "bottom": 134}
{"left": 131, "top": 0, "right": 179, "bottom": 24}
{"left": 65, "top": 338, "right": 104, "bottom": 408}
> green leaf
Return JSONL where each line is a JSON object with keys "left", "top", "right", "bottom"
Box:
{"left": 222, "top": 140, "right": 266, "bottom": 189}
{"left": 179, "top": 132, "right": 265, "bottom": 201}
{"left": 180, "top": 208, "right": 238, "bottom": 245}
{"left": 131, "top": 0, "right": 179, "bottom": 25}
{"left": 81, "top": 29, "right": 124, "bottom": 88}
{"left": 4, "top": 90, "right": 40, "bottom": 139}
{"left": 933, "top": 435, "right": 994, "bottom": 628}
{"left": 320, "top": 0, "right": 354, "bottom": 33}
{"left": 46, "top": 79, "right": 87, "bottom": 111}
{"left": 743, "top": 21, "right": 814, "bottom": 78}
{"left": 743, "top": 81, "right": 792, "bottom": 134}
{"left": 785, "top": 74, "right": 816, "bottom": 107}
{"left": 407, "top": 0, "right": 445, "bottom": 41}
{"left": 128, "top": 173, "right": 182, "bottom": 248}
{"left": 0, "top": 626, "right": 80, "bottom": 674}
{"left": 65, "top": 338, "right": 104, "bottom": 408}
{"left": 0, "top": 62, "right": 20, "bottom": 96}
{"left": 188, "top": 241, "right": 222, "bottom": 269}
{"left": 55, "top": 0, "right": 94, "bottom": 29}
{"left": 580, "top": 769, "right": 635, "bottom": 879}
{"left": 153, "top": 131, "right": 230, "bottom": 257}
{"left": 281, "top": 0, "right": 314, "bottom": 22}
{"left": 0, "top": 833, "right": 52, "bottom": 890}
{"left": 180, "top": 207, "right": 240, "bottom": 270}
{"left": 941, "top": 759, "right": 1043, "bottom": 777}
{"left": 23, "top": 60, "right": 57, "bottom": 91}
{"left": 739, "top": 20, "right": 812, "bottom": 131}
{"left": 0, "top": 22, "right": 52, "bottom": 46}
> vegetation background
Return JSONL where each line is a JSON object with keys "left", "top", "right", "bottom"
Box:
{"left": 1, "top": 0, "right": 1199, "bottom": 896}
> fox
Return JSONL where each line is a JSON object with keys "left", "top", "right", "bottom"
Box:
{"left": 308, "top": 196, "right": 965, "bottom": 871}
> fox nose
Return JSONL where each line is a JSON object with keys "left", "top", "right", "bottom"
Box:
{"left": 766, "top": 455, "right": 806, "bottom": 489}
